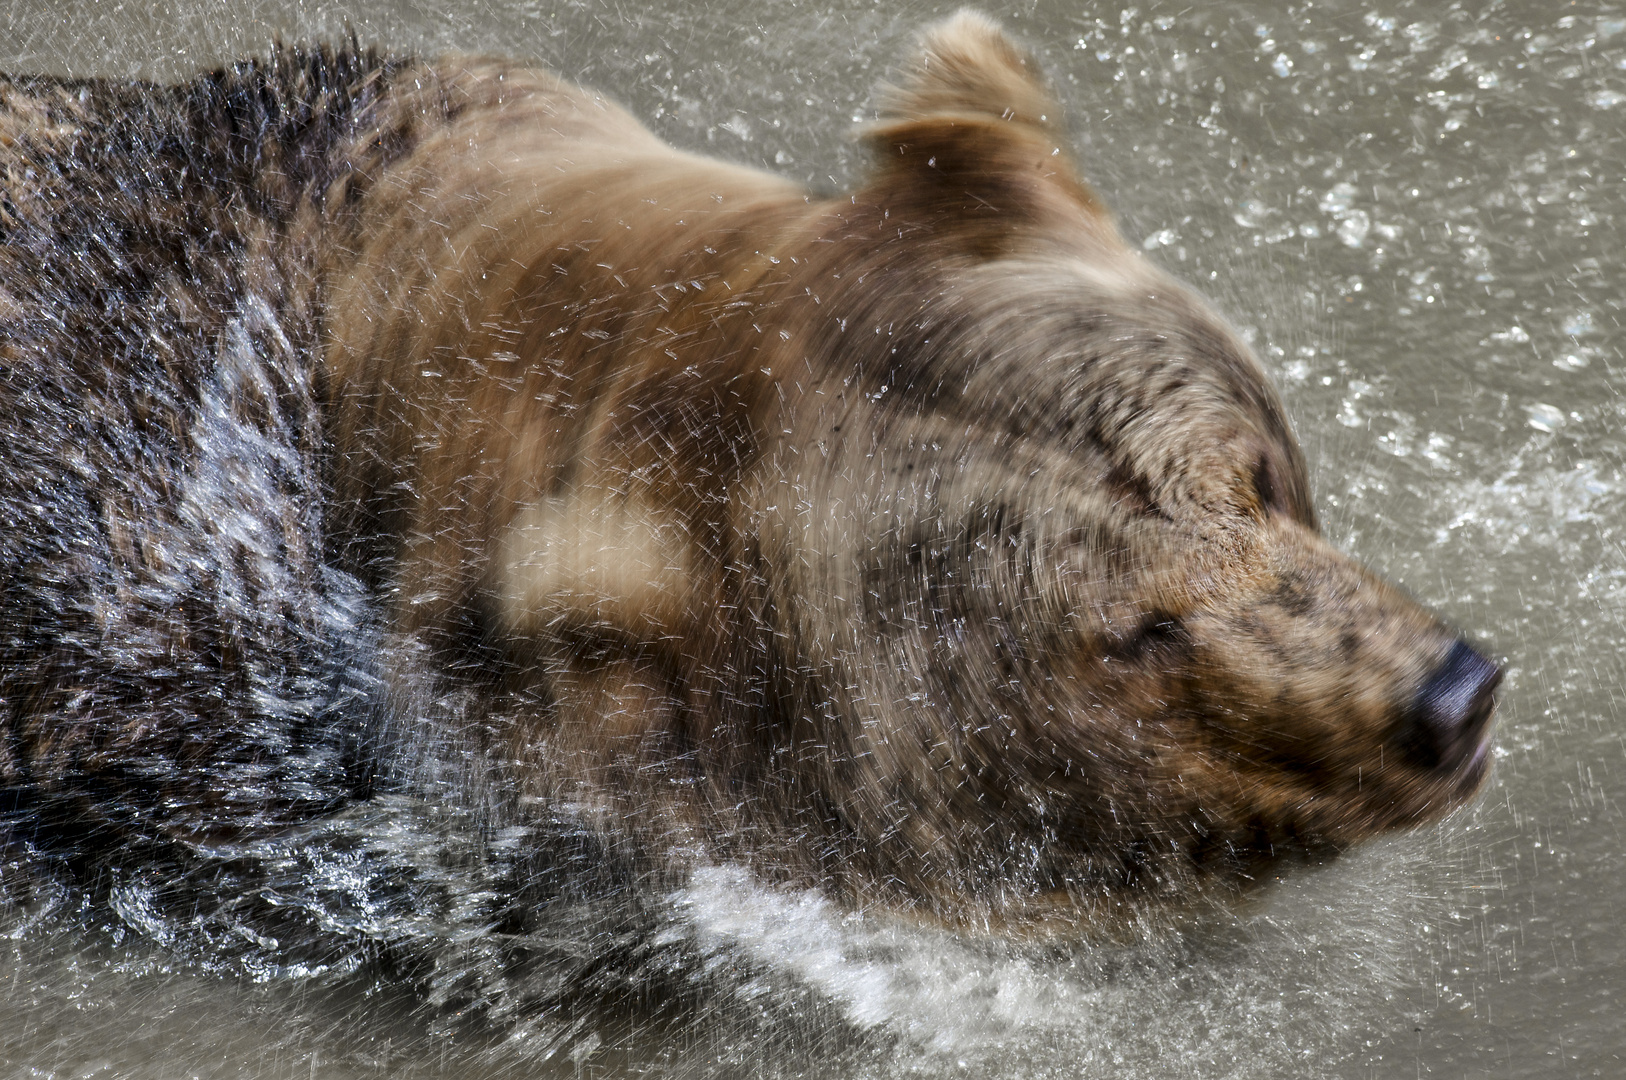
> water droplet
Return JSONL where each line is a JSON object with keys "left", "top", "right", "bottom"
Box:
{"left": 1563, "top": 311, "right": 1596, "bottom": 337}
{"left": 1232, "top": 199, "right": 1272, "bottom": 228}
{"left": 1336, "top": 210, "right": 1371, "bottom": 247}
{"left": 1319, "top": 182, "right": 1358, "bottom": 215}
{"left": 1526, "top": 403, "right": 1565, "bottom": 432}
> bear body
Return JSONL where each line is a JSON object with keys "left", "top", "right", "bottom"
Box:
{"left": 1, "top": 14, "right": 1498, "bottom": 945}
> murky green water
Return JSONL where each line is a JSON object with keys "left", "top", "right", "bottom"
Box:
{"left": 3, "top": 1, "right": 1624, "bottom": 1076}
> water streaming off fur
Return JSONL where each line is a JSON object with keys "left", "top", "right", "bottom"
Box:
{"left": 3, "top": 0, "right": 1623, "bottom": 1076}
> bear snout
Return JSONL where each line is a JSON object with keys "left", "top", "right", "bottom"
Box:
{"left": 1399, "top": 639, "right": 1501, "bottom": 772}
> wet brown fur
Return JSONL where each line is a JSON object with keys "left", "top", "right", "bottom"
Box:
{"left": 1, "top": 13, "right": 1494, "bottom": 928}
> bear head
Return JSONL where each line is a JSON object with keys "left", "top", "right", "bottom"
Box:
{"left": 735, "top": 12, "right": 1500, "bottom": 923}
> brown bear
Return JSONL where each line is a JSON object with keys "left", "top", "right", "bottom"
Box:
{"left": 0, "top": 12, "right": 1498, "bottom": 938}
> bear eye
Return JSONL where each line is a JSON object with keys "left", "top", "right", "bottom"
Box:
{"left": 1102, "top": 613, "right": 1187, "bottom": 665}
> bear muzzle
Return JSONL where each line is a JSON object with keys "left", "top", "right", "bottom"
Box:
{"left": 1399, "top": 639, "right": 1501, "bottom": 774}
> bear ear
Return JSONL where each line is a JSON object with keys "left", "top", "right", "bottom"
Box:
{"left": 873, "top": 10, "right": 1058, "bottom": 135}
{"left": 862, "top": 11, "right": 1093, "bottom": 214}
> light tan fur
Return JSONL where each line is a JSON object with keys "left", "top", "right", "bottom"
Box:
{"left": 310, "top": 12, "right": 1496, "bottom": 925}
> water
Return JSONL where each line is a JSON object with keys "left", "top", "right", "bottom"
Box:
{"left": 3, "top": 0, "right": 1624, "bottom": 1076}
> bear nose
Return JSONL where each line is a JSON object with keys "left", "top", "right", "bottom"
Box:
{"left": 1403, "top": 640, "right": 1501, "bottom": 770}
